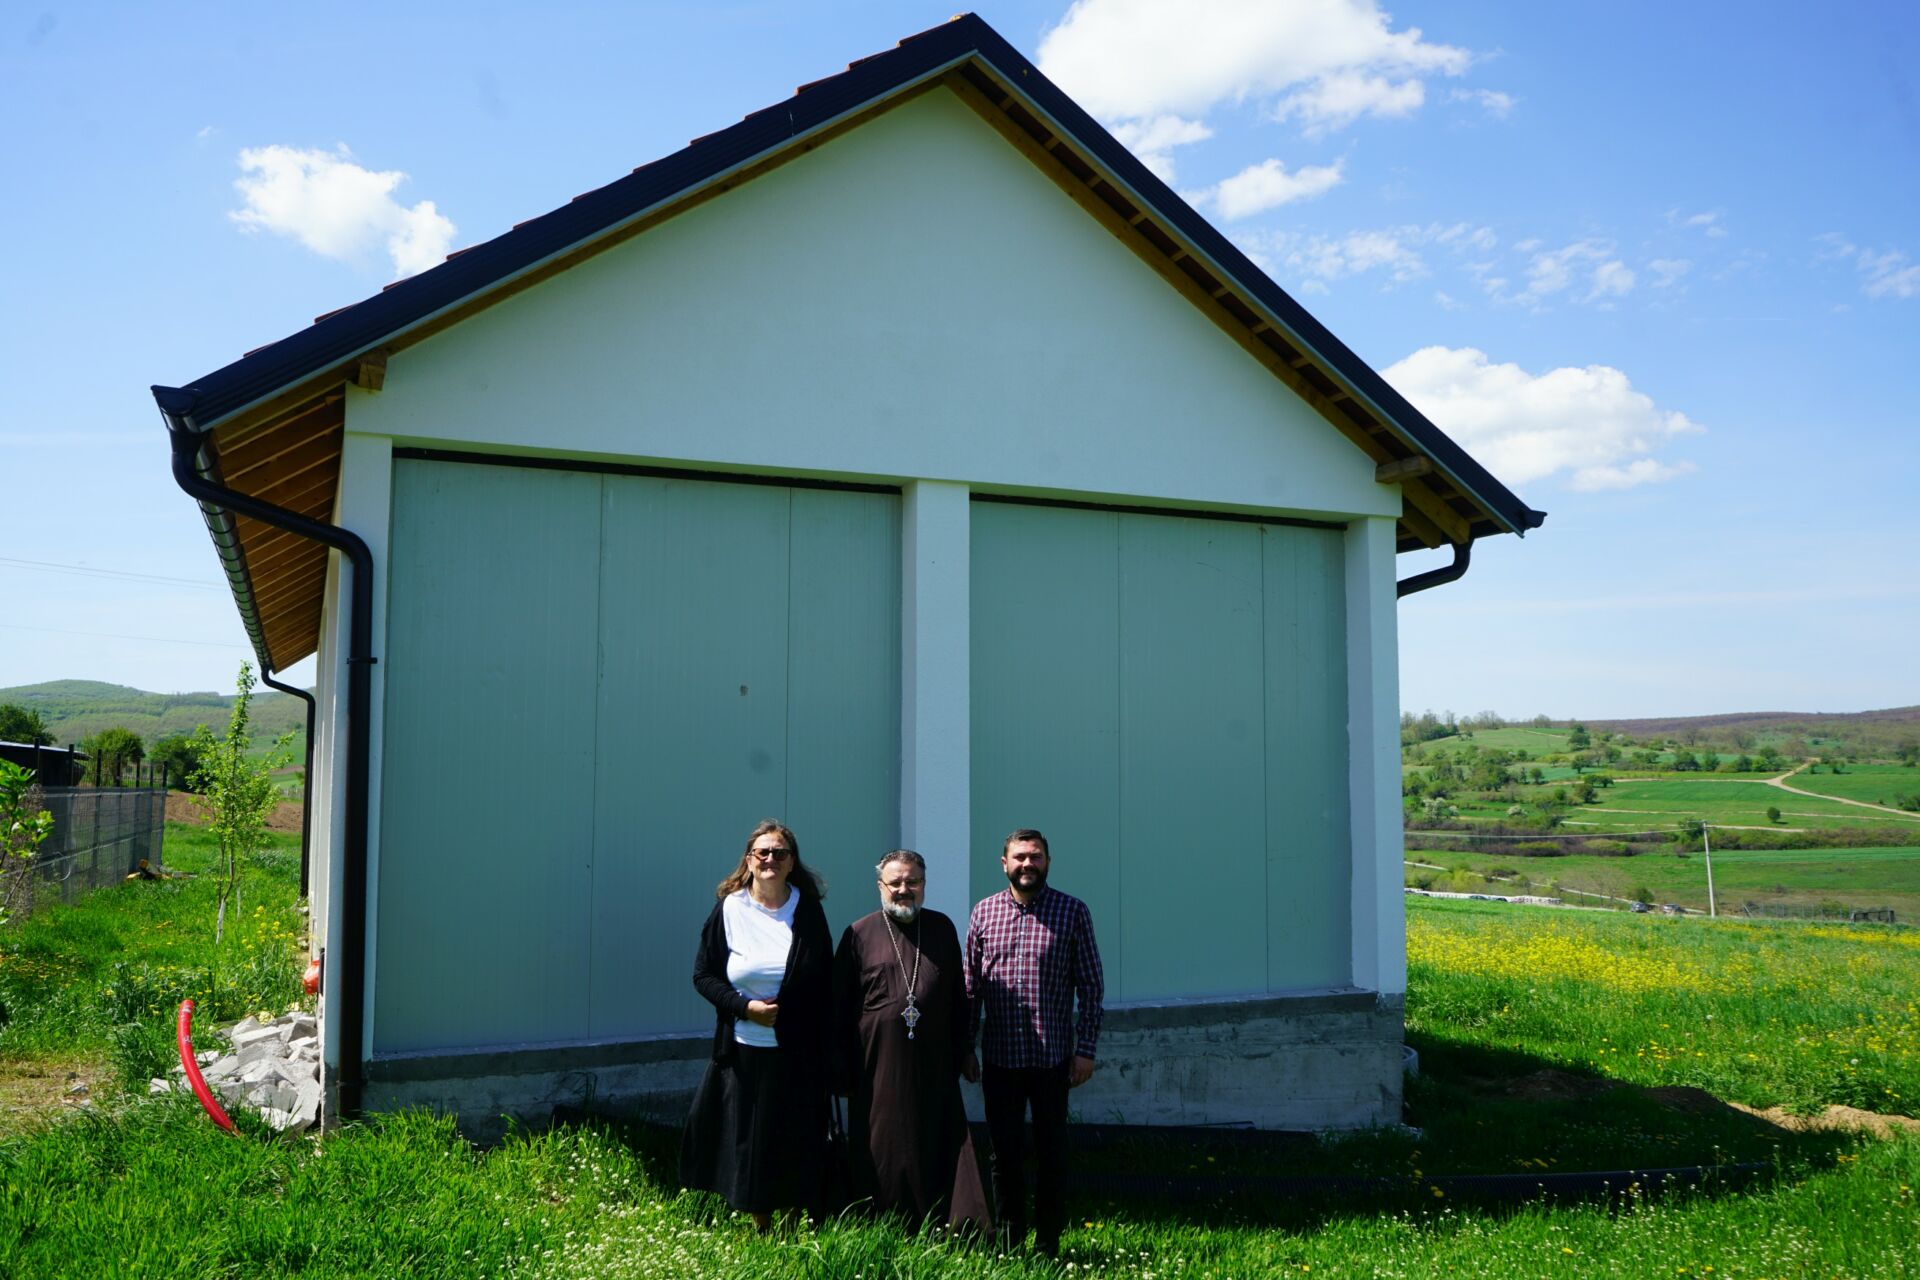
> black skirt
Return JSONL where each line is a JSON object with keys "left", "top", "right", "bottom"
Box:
{"left": 680, "top": 1043, "right": 828, "bottom": 1215}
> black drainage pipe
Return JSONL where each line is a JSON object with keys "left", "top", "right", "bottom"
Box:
{"left": 259, "top": 670, "right": 317, "bottom": 900}
{"left": 157, "top": 387, "right": 373, "bottom": 1119}
{"left": 1396, "top": 539, "right": 1471, "bottom": 598}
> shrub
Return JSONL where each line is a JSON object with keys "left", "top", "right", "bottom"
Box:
{"left": 1577, "top": 839, "right": 1630, "bottom": 857}
{"left": 1510, "top": 841, "right": 1565, "bottom": 857}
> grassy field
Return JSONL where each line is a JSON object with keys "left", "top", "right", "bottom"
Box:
{"left": 5, "top": 842, "right": 1920, "bottom": 1275}
{"left": 1410, "top": 842, "right": 1920, "bottom": 922}
{"left": 0, "top": 823, "right": 305, "bottom": 1118}
{"left": 1418, "top": 727, "right": 1572, "bottom": 754}
{"left": 1788, "top": 764, "right": 1920, "bottom": 809}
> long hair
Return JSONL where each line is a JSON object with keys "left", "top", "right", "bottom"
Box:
{"left": 716, "top": 818, "right": 826, "bottom": 901}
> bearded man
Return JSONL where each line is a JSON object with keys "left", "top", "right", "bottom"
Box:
{"left": 962, "top": 827, "right": 1104, "bottom": 1258}
{"left": 833, "top": 849, "right": 990, "bottom": 1229}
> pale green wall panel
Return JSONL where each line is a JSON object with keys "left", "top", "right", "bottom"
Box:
{"left": 969, "top": 503, "right": 1121, "bottom": 986}
{"left": 783, "top": 488, "right": 902, "bottom": 938}
{"left": 377, "top": 460, "right": 601, "bottom": 1052}
{"left": 1262, "top": 527, "right": 1351, "bottom": 991}
{"left": 590, "top": 476, "right": 793, "bottom": 1038}
{"left": 1117, "top": 516, "right": 1268, "bottom": 1002}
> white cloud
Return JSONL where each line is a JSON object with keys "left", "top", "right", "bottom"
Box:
{"left": 1383, "top": 346, "right": 1703, "bottom": 490}
{"left": 1108, "top": 114, "right": 1213, "bottom": 182}
{"left": 1273, "top": 72, "right": 1425, "bottom": 135}
{"left": 1648, "top": 258, "right": 1692, "bottom": 288}
{"left": 1818, "top": 233, "right": 1920, "bottom": 298}
{"left": 1201, "top": 157, "right": 1345, "bottom": 219}
{"left": 1498, "top": 239, "right": 1636, "bottom": 306}
{"left": 1245, "top": 221, "right": 1497, "bottom": 289}
{"left": 1588, "top": 259, "right": 1636, "bottom": 299}
{"left": 1450, "top": 87, "right": 1515, "bottom": 118}
{"left": 230, "top": 144, "right": 456, "bottom": 279}
{"left": 1038, "top": 0, "right": 1476, "bottom": 173}
{"left": 1668, "top": 209, "right": 1727, "bottom": 238}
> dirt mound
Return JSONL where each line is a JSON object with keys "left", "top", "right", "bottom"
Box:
{"left": 165, "top": 790, "right": 303, "bottom": 833}
{"left": 1727, "top": 1102, "right": 1920, "bottom": 1139}
{"left": 1474, "top": 1069, "right": 1621, "bottom": 1102}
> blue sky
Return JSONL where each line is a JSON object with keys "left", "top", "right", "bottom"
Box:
{"left": 3, "top": 1, "right": 1914, "bottom": 720}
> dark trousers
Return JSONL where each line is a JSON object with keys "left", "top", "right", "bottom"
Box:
{"left": 982, "top": 1062, "right": 1070, "bottom": 1249}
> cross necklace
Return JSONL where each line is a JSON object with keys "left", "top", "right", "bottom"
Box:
{"left": 882, "top": 914, "right": 923, "bottom": 1039}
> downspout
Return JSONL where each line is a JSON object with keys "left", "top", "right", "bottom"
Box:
{"left": 1396, "top": 539, "right": 1471, "bottom": 599}
{"left": 156, "top": 387, "right": 374, "bottom": 1119}
{"left": 259, "top": 670, "right": 317, "bottom": 899}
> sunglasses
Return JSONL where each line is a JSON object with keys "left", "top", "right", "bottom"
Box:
{"left": 750, "top": 846, "right": 792, "bottom": 862}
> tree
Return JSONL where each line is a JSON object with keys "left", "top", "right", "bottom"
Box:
{"left": 0, "top": 704, "right": 53, "bottom": 746}
{"left": 189, "top": 663, "right": 293, "bottom": 944}
{"left": 1766, "top": 806, "right": 1782, "bottom": 824}
{"left": 149, "top": 732, "right": 208, "bottom": 792}
{"left": 0, "top": 758, "right": 55, "bottom": 927}
{"left": 1568, "top": 722, "right": 1591, "bottom": 750}
{"left": 80, "top": 727, "right": 144, "bottom": 785}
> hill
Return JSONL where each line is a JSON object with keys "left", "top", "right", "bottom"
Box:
{"left": 1587, "top": 706, "right": 1920, "bottom": 754}
{"left": 0, "top": 679, "right": 308, "bottom": 750}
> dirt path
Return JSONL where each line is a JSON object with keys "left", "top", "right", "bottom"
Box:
{"left": 1764, "top": 768, "right": 1920, "bottom": 821}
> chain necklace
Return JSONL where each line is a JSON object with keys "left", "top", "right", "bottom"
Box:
{"left": 882, "top": 913, "right": 923, "bottom": 1039}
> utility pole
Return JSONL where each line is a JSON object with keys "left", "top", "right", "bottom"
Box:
{"left": 1702, "top": 822, "right": 1717, "bottom": 918}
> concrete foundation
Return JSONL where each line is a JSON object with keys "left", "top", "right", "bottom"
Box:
{"left": 1048, "top": 989, "right": 1405, "bottom": 1131}
{"left": 349, "top": 990, "right": 1403, "bottom": 1140}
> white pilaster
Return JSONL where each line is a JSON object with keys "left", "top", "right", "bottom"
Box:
{"left": 900, "top": 481, "right": 971, "bottom": 929}
{"left": 334, "top": 422, "right": 393, "bottom": 1066}
{"left": 1345, "top": 516, "right": 1405, "bottom": 995}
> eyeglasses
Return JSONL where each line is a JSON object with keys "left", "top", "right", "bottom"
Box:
{"left": 750, "top": 846, "right": 792, "bottom": 862}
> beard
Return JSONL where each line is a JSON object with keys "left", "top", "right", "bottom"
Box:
{"left": 884, "top": 901, "right": 920, "bottom": 924}
{"left": 1007, "top": 866, "right": 1047, "bottom": 894}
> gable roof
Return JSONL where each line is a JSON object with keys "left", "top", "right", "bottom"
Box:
{"left": 154, "top": 12, "right": 1542, "bottom": 672}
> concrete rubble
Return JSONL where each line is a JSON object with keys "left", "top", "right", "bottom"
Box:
{"left": 154, "top": 1009, "right": 321, "bottom": 1133}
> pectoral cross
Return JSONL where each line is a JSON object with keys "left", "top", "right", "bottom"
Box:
{"left": 902, "top": 994, "right": 921, "bottom": 1039}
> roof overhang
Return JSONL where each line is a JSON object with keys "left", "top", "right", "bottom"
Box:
{"left": 155, "top": 13, "right": 1543, "bottom": 669}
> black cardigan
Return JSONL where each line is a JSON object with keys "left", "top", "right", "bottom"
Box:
{"left": 691, "top": 890, "right": 834, "bottom": 1073}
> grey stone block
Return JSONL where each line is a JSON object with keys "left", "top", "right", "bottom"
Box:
{"left": 148, "top": 1078, "right": 172, "bottom": 1096}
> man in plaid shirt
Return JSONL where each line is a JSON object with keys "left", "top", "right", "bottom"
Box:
{"left": 962, "top": 828, "right": 1104, "bottom": 1257}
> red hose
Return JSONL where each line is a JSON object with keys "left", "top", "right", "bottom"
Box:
{"left": 176, "top": 999, "right": 236, "bottom": 1132}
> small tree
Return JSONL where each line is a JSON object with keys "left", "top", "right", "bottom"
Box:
{"left": 149, "top": 731, "right": 208, "bottom": 791}
{"left": 190, "top": 663, "right": 293, "bottom": 944}
{"left": 0, "top": 704, "right": 54, "bottom": 746}
{"left": 1766, "top": 805, "right": 1782, "bottom": 824}
{"left": 81, "top": 726, "right": 145, "bottom": 785}
{"left": 0, "top": 759, "right": 55, "bottom": 927}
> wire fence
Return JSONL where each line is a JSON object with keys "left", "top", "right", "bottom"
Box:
{"left": 2, "top": 784, "right": 167, "bottom": 921}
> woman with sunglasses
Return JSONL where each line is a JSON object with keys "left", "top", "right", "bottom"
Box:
{"left": 681, "top": 819, "right": 833, "bottom": 1230}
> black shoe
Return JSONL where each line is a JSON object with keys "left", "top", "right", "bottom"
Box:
{"left": 1035, "top": 1234, "right": 1060, "bottom": 1260}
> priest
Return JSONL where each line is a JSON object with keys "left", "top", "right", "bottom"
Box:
{"left": 834, "top": 849, "right": 991, "bottom": 1230}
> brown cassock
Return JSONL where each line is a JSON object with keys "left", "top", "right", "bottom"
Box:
{"left": 834, "top": 909, "right": 992, "bottom": 1231}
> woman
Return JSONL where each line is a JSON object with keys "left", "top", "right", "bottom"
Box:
{"left": 680, "top": 819, "right": 834, "bottom": 1229}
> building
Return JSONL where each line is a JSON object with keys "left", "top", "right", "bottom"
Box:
{"left": 154, "top": 14, "right": 1541, "bottom": 1133}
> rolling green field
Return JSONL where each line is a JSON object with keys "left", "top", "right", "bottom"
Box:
{"left": 1559, "top": 778, "right": 1920, "bottom": 833}
{"left": 1410, "top": 843, "right": 1920, "bottom": 918}
{"left": 1787, "top": 764, "right": 1920, "bottom": 808}
{"left": 1417, "top": 727, "right": 1572, "bottom": 754}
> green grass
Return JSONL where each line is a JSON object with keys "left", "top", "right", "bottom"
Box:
{"left": 5, "top": 855, "right": 1920, "bottom": 1276}
{"left": 1788, "top": 764, "right": 1920, "bottom": 809}
{"left": 0, "top": 823, "right": 305, "bottom": 1096}
{"left": 1410, "top": 844, "right": 1920, "bottom": 918}
{"left": 1562, "top": 779, "right": 1920, "bottom": 832}
{"left": 1417, "top": 727, "right": 1572, "bottom": 754}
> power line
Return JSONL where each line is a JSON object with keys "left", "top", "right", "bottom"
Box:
{"left": 0, "top": 621, "right": 246, "bottom": 650}
{"left": 0, "top": 556, "right": 226, "bottom": 591}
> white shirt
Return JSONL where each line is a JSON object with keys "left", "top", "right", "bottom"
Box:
{"left": 723, "top": 887, "right": 796, "bottom": 1047}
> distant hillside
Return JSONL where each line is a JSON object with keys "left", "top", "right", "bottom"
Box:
{"left": 0, "top": 679, "right": 308, "bottom": 750}
{"left": 1585, "top": 706, "right": 1919, "bottom": 754}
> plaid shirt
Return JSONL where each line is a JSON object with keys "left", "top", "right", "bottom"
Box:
{"left": 965, "top": 886, "right": 1104, "bottom": 1068}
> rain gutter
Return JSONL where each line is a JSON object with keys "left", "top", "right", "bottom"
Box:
{"left": 259, "top": 670, "right": 317, "bottom": 899}
{"left": 156, "top": 386, "right": 373, "bottom": 1118}
{"left": 1395, "top": 540, "right": 1472, "bottom": 599}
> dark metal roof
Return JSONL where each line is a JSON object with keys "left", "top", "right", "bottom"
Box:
{"left": 152, "top": 12, "right": 1541, "bottom": 540}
